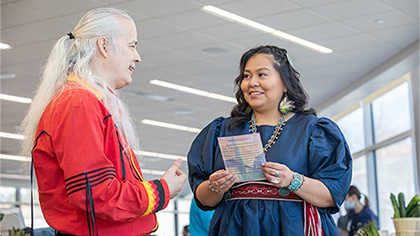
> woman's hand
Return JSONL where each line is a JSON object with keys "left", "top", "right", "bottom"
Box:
{"left": 261, "top": 162, "right": 294, "bottom": 188}
{"left": 208, "top": 169, "right": 236, "bottom": 193}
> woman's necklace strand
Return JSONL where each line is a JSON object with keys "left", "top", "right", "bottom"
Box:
{"left": 249, "top": 114, "right": 287, "bottom": 153}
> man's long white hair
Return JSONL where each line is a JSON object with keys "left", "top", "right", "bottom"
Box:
{"left": 21, "top": 8, "right": 139, "bottom": 155}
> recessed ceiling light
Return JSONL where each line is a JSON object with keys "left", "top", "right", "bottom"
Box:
{"left": 375, "top": 18, "right": 384, "bottom": 24}
{"left": 150, "top": 79, "right": 236, "bottom": 103}
{"left": 202, "top": 5, "right": 333, "bottom": 54}
{"left": 0, "top": 43, "right": 11, "bottom": 50}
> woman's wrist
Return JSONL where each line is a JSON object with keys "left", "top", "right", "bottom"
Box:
{"left": 288, "top": 172, "right": 305, "bottom": 192}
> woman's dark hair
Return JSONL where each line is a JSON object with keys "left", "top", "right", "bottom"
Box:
{"left": 229, "top": 45, "right": 316, "bottom": 130}
{"left": 348, "top": 185, "right": 370, "bottom": 208}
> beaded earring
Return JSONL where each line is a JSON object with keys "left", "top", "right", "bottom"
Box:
{"left": 278, "top": 94, "right": 295, "bottom": 115}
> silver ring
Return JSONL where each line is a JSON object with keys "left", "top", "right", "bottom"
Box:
{"left": 271, "top": 177, "right": 280, "bottom": 184}
{"left": 220, "top": 184, "right": 224, "bottom": 189}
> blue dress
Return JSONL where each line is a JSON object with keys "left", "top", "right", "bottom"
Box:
{"left": 188, "top": 113, "right": 353, "bottom": 236}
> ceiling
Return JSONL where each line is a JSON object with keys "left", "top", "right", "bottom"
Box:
{"left": 1, "top": 0, "right": 419, "bottom": 197}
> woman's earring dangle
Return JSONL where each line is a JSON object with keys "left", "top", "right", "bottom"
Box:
{"left": 279, "top": 94, "right": 295, "bottom": 115}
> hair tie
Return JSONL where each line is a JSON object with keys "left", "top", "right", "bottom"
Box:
{"left": 286, "top": 53, "right": 293, "bottom": 67}
{"left": 67, "top": 32, "right": 75, "bottom": 39}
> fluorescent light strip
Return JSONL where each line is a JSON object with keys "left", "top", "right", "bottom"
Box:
{"left": 0, "top": 93, "right": 32, "bottom": 104}
{"left": 0, "top": 43, "right": 11, "bottom": 50}
{"left": 0, "top": 154, "right": 30, "bottom": 162}
{"left": 135, "top": 150, "right": 187, "bottom": 162}
{"left": 142, "top": 119, "right": 202, "bottom": 133}
{"left": 0, "top": 132, "right": 25, "bottom": 140}
{"left": 150, "top": 79, "right": 237, "bottom": 103}
{"left": 202, "top": 5, "right": 333, "bottom": 54}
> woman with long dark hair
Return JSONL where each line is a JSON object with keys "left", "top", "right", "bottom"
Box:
{"left": 188, "top": 45, "right": 353, "bottom": 235}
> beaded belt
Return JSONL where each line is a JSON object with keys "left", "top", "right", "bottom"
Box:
{"left": 227, "top": 182, "right": 302, "bottom": 202}
{"left": 226, "top": 182, "right": 324, "bottom": 236}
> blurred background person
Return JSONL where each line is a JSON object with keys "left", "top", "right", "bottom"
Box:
{"left": 344, "top": 185, "right": 379, "bottom": 236}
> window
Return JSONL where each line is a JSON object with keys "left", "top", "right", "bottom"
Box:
{"left": 337, "top": 107, "right": 365, "bottom": 154}
{"left": 155, "top": 200, "right": 175, "bottom": 236}
{"left": 154, "top": 198, "right": 191, "bottom": 236}
{"left": 376, "top": 137, "right": 415, "bottom": 233}
{"left": 177, "top": 198, "right": 191, "bottom": 236}
{"left": 372, "top": 82, "right": 411, "bottom": 143}
{"left": 331, "top": 74, "right": 416, "bottom": 235}
{"left": 351, "top": 155, "right": 368, "bottom": 195}
{"left": 0, "top": 186, "right": 16, "bottom": 204}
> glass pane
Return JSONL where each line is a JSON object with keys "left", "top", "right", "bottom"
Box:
{"left": 178, "top": 212, "right": 190, "bottom": 236}
{"left": 351, "top": 155, "right": 368, "bottom": 196}
{"left": 376, "top": 137, "right": 415, "bottom": 234}
{"left": 177, "top": 197, "right": 192, "bottom": 214}
{"left": 0, "top": 186, "right": 16, "bottom": 203}
{"left": 19, "top": 188, "right": 40, "bottom": 205}
{"left": 177, "top": 198, "right": 191, "bottom": 236}
{"left": 155, "top": 212, "right": 175, "bottom": 236}
{"left": 372, "top": 82, "right": 411, "bottom": 143}
{"left": 20, "top": 204, "right": 49, "bottom": 228}
{"left": 337, "top": 107, "right": 365, "bottom": 154}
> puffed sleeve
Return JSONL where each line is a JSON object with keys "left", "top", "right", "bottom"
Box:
{"left": 308, "top": 117, "right": 352, "bottom": 214}
{"left": 187, "top": 117, "right": 225, "bottom": 210}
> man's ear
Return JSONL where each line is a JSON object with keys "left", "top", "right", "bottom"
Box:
{"left": 97, "top": 36, "right": 109, "bottom": 58}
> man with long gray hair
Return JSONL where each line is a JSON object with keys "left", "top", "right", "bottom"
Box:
{"left": 20, "top": 7, "right": 186, "bottom": 236}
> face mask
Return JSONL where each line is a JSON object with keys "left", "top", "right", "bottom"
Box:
{"left": 344, "top": 200, "right": 355, "bottom": 209}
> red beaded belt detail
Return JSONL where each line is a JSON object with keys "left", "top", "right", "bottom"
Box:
{"left": 227, "top": 182, "right": 302, "bottom": 202}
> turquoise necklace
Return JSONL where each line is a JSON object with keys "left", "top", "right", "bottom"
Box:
{"left": 249, "top": 113, "right": 287, "bottom": 153}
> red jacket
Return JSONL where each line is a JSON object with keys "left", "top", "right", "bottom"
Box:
{"left": 32, "top": 80, "right": 169, "bottom": 236}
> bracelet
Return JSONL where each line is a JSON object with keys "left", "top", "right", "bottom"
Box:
{"left": 288, "top": 172, "right": 304, "bottom": 192}
{"left": 208, "top": 181, "right": 219, "bottom": 193}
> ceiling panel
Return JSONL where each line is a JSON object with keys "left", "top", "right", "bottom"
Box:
{"left": 136, "top": 18, "right": 185, "bottom": 40}
{"left": 1, "top": 4, "right": 49, "bottom": 28}
{"left": 11, "top": 18, "right": 75, "bottom": 41}
{"left": 288, "top": 0, "right": 342, "bottom": 8}
{"left": 311, "top": 0, "right": 392, "bottom": 20}
{"left": 399, "top": 7, "right": 419, "bottom": 21}
{"left": 148, "top": 31, "right": 215, "bottom": 50}
{"left": 217, "top": 0, "right": 300, "bottom": 18}
{"left": 13, "top": 0, "right": 105, "bottom": 17}
{"left": 196, "top": 23, "right": 262, "bottom": 41}
{"left": 369, "top": 25, "right": 420, "bottom": 49}
{"left": 257, "top": 9, "right": 330, "bottom": 31}
{"left": 118, "top": 0, "right": 200, "bottom": 18}
{"left": 342, "top": 10, "right": 418, "bottom": 33}
{"left": 379, "top": 0, "right": 419, "bottom": 9}
{"left": 318, "top": 34, "right": 382, "bottom": 52}
{"left": 158, "top": 9, "right": 228, "bottom": 30}
{"left": 288, "top": 22, "right": 358, "bottom": 42}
